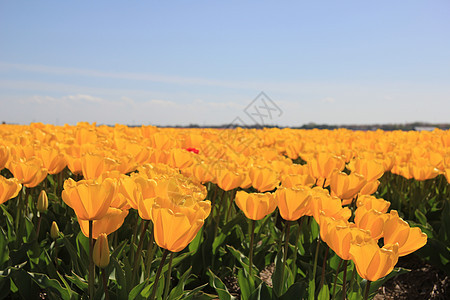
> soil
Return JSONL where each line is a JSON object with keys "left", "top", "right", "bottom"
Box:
{"left": 222, "top": 255, "right": 449, "bottom": 299}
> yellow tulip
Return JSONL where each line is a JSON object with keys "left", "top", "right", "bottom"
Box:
{"left": 79, "top": 208, "right": 129, "bottom": 239}
{"left": 8, "top": 157, "right": 48, "bottom": 188}
{"left": 310, "top": 187, "right": 351, "bottom": 223}
{"left": 320, "top": 216, "right": 370, "bottom": 260}
{"left": 215, "top": 168, "right": 244, "bottom": 191}
{"left": 348, "top": 158, "right": 385, "bottom": 182}
{"left": 248, "top": 166, "right": 280, "bottom": 192}
{"left": 383, "top": 210, "right": 427, "bottom": 256}
{"left": 349, "top": 237, "right": 399, "bottom": 282}
{"left": 235, "top": 191, "right": 276, "bottom": 220}
{"left": 37, "top": 147, "right": 67, "bottom": 174}
{"left": 0, "top": 175, "right": 22, "bottom": 204}
{"left": 359, "top": 180, "right": 380, "bottom": 196}
{"left": 354, "top": 206, "right": 388, "bottom": 240}
{"left": 0, "top": 145, "right": 10, "bottom": 170}
{"left": 356, "top": 195, "right": 390, "bottom": 213}
{"left": 61, "top": 178, "right": 117, "bottom": 220}
{"left": 152, "top": 198, "right": 211, "bottom": 252}
{"left": 281, "top": 173, "right": 315, "bottom": 188}
{"left": 81, "top": 153, "right": 117, "bottom": 180}
{"left": 274, "top": 186, "right": 311, "bottom": 221}
{"left": 329, "top": 170, "right": 366, "bottom": 204}
{"left": 93, "top": 233, "right": 110, "bottom": 268}
{"left": 308, "top": 152, "right": 345, "bottom": 185}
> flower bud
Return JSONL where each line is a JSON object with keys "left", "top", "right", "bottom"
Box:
{"left": 93, "top": 233, "right": 110, "bottom": 268}
{"left": 50, "top": 221, "right": 59, "bottom": 239}
{"left": 37, "top": 190, "right": 48, "bottom": 213}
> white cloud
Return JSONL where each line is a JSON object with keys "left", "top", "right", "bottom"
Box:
{"left": 321, "top": 97, "right": 336, "bottom": 103}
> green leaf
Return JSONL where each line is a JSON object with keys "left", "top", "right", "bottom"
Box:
{"left": 415, "top": 209, "right": 427, "bottom": 226}
{"left": 249, "top": 282, "right": 273, "bottom": 300}
{"left": 317, "top": 284, "right": 329, "bottom": 300}
{"left": 65, "top": 270, "right": 88, "bottom": 293}
{"left": 28, "top": 271, "right": 73, "bottom": 300}
{"left": 238, "top": 268, "right": 252, "bottom": 300}
{"left": 0, "top": 228, "right": 9, "bottom": 267}
{"left": 307, "top": 278, "right": 315, "bottom": 300}
{"left": 112, "top": 257, "right": 128, "bottom": 299}
{"left": 279, "top": 281, "right": 307, "bottom": 300}
{"left": 207, "top": 268, "right": 235, "bottom": 300}
{"left": 128, "top": 280, "right": 152, "bottom": 300}
{"left": 168, "top": 266, "right": 193, "bottom": 299}
{"left": 189, "top": 228, "right": 203, "bottom": 254}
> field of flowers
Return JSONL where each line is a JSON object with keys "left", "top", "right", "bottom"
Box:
{"left": 0, "top": 122, "right": 449, "bottom": 299}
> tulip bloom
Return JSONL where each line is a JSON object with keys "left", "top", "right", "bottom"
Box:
{"left": 383, "top": 210, "right": 427, "bottom": 256}
{"left": 152, "top": 198, "right": 211, "bottom": 252}
{"left": 281, "top": 174, "right": 315, "bottom": 188}
{"left": 79, "top": 208, "right": 129, "bottom": 239}
{"left": 0, "top": 175, "right": 22, "bottom": 204}
{"left": 348, "top": 158, "right": 385, "bottom": 182}
{"left": 349, "top": 238, "right": 399, "bottom": 282}
{"left": 215, "top": 168, "right": 245, "bottom": 191}
{"left": 8, "top": 157, "right": 48, "bottom": 188}
{"left": 329, "top": 171, "right": 366, "bottom": 205}
{"left": 356, "top": 195, "right": 390, "bottom": 213}
{"left": 0, "top": 145, "right": 10, "bottom": 170}
{"left": 275, "top": 186, "right": 311, "bottom": 221}
{"left": 308, "top": 152, "right": 345, "bottom": 184}
{"left": 81, "top": 153, "right": 117, "bottom": 180}
{"left": 310, "top": 187, "right": 351, "bottom": 223}
{"left": 37, "top": 147, "right": 67, "bottom": 174}
{"left": 354, "top": 206, "right": 388, "bottom": 240}
{"left": 235, "top": 191, "right": 276, "bottom": 220}
{"left": 62, "top": 178, "right": 117, "bottom": 220}
{"left": 248, "top": 166, "right": 280, "bottom": 192}
{"left": 359, "top": 180, "right": 380, "bottom": 196}
{"left": 93, "top": 233, "right": 110, "bottom": 268}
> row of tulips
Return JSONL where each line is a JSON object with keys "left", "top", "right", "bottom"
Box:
{"left": 0, "top": 123, "right": 449, "bottom": 299}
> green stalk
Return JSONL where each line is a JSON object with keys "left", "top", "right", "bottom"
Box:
{"left": 102, "top": 268, "right": 110, "bottom": 300}
{"left": 89, "top": 220, "right": 94, "bottom": 299}
{"left": 341, "top": 260, "right": 348, "bottom": 300}
{"left": 319, "top": 245, "right": 329, "bottom": 291}
{"left": 363, "top": 281, "right": 371, "bottom": 300}
{"left": 35, "top": 213, "right": 42, "bottom": 239}
{"left": 145, "top": 224, "right": 156, "bottom": 278}
{"left": 15, "top": 186, "right": 24, "bottom": 232}
{"left": 163, "top": 252, "right": 175, "bottom": 300}
{"left": 332, "top": 258, "right": 342, "bottom": 300}
{"left": 248, "top": 220, "right": 256, "bottom": 277}
{"left": 280, "top": 220, "right": 291, "bottom": 291}
{"left": 150, "top": 249, "right": 169, "bottom": 300}
{"left": 132, "top": 220, "right": 150, "bottom": 284}
{"left": 312, "top": 238, "right": 321, "bottom": 281}
{"left": 292, "top": 217, "right": 304, "bottom": 279}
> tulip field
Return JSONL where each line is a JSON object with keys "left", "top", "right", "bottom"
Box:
{"left": 1, "top": 122, "right": 449, "bottom": 299}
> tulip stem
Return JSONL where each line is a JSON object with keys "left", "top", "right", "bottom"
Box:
{"left": 225, "top": 189, "right": 237, "bottom": 223}
{"left": 312, "top": 238, "right": 320, "bottom": 282}
{"left": 102, "top": 268, "right": 110, "bottom": 300}
{"left": 132, "top": 220, "right": 150, "bottom": 284}
{"left": 145, "top": 230, "right": 156, "bottom": 278}
{"left": 363, "top": 280, "right": 371, "bottom": 300}
{"left": 88, "top": 220, "right": 94, "bottom": 299}
{"left": 292, "top": 217, "right": 304, "bottom": 280}
{"left": 248, "top": 219, "right": 256, "bottom": 277}
{"left": 342, "top": 260, "right": 348, "bottom": 300}
{"left": 35, "top": 213, "right": 42, "bottom": 239}
{"left": 15, "top": 186, "right": 24, "bottom": 232}
{"left": 319, "top": 245, "right": 329, "bottom": 290}
{"left": 280, "top": 220, "right": 291, "bottom": 292}
{"left": 150, "top": 249, "right": 169, "bottom": 300}
{"left": 331, "top": 258, "right": 342, "bottom": 300}
{"left": 163, "top": 251, "right": 175, "bottom": 300}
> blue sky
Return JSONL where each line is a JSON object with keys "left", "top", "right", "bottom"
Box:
{"left": 1, "top": 1, "right": 449, "bottom": 126}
